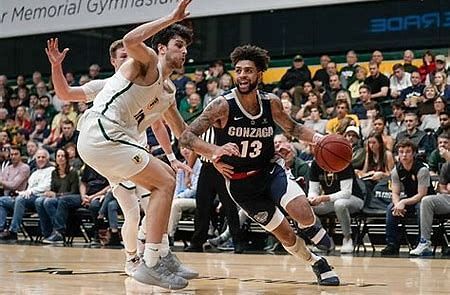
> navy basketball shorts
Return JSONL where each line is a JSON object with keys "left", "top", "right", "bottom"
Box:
{"left": 224, "top": 163, "right": 305, "bottom": 232}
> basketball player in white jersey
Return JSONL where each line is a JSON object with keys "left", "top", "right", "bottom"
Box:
{"left": 47, "top": 1, "right": 198, "bottom": 288}
{"left": 46, "top": 38, "right": 193, "bottom": 279}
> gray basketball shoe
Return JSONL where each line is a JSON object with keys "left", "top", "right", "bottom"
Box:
{"left": 125, "top": 256, "right": 141, "bottom": 277}
{"left": 160, "top": 251, "right": 199, "bottom": 279}
{"left": 133, "top": 260, "right": 188, "bottom": 290}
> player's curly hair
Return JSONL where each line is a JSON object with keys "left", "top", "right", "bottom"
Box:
{"left": 151, "top": 24, "right": 193, "bottom": 53}
{"left": 230, "top": 45, "right": 270, "bottom": 72}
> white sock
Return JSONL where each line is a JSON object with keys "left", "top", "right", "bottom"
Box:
{"left": 284, "top": 236, "right": 320, "bottom": 265}
{"left": 144, "top": 243, "right": 161, "bottom": 267}
{"left": 160, "top": 233, "right": 170, "bottom": 257}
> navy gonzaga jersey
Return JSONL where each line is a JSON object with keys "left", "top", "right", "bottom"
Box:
{"left": 214, "top": 89, "right": 275, "bottom": 173}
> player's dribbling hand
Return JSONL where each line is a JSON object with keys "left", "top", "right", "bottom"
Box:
{"left": 45, "top": 38, "right": 69, "bottom": 66}
{"left": 213, "top": 161, "right": 234, "bottom": 179}
{"left": 170, "top": 0, "right": 192, "bottom": 22}
{"left": 211, "top": 143, "right": 240, "bottom": 162}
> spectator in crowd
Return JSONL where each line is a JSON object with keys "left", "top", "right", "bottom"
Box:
{"left": 14, "top": 106, "right": 32, "bottom": 133}
{"left": 15, "top": 75, "right": 29, "bottom": 93}
{"left": 30, "top": 71, "right": 44, "bottom": 94}
{"left": 39, "top": 94, "right": 58, "bottom": 123}
{"left": 65, "top": 72, "right": 77, "bottom": 86}
{"left": 278, "top": 55, "right": 311, "bottom": 92}
{"left": 7, "top": 94, "right": 21, "bottom": 117}
{"left": 344, "top": 126, "right": 365, "bottom": 170}
{"left": 312, "top": 55, "right": 331, "bottom": 88}
{"left": 418, "top": 50, "right": 435, "bottom": 83}
{"left": 432, "top": 72, "right": 450, "bottom": 100}
{"left": 35, "top": 148, "right": 79, "bottom": 239}
{"left": 339, "top": 50, "right": 358, "bottom": 89}
{"left": 0, "top": 75, "right": 13, "bottom": 99}
{"left": 303, "top": 107, "right": 327, "bottom": 134}
{"left": 180, "top": 93, "right": 203, "bottom": 124}
{"left": 178, "top": 81, "right": 197, "bottom": 111}
{"left": 0, "top": 148, "right": 54, "bottom": 241}
{"left": 0, "top": 146, "right": 30, "bottom": 234}
{"left": 56, "top": 119, "right": 79, "bottom": 149}
{"left": 308, "top": 159, "right": 364, "bottom": 254}
{"left": 425, "top": 54, "right": 448, "bottom": 85}
{"left": 17, "top": 87, "right": 30, "bottom": 107}
{"left": 371, "top": 115, "right": 394, "bottom": 150}
{"left": 410, "top": 161, "right": 450, "bottom": 256}
{"left": 192, "top": 68, "right": 207, "bottom": 97}
{"left": 210, "top": 60, "right": 229, "bottom": 79}
{"left": 168, "top": 147, "right": 202, "bottom": 244}
{"left": 402, "top": 50, "right": 419, "bottom": 73}
{"left": 389, "top": 101, "right": 407, "bottom": 138}
{"left": 357, "top": 132, "right": 394, "bottom": 194}
{"left": 400, "top": 71, "right": 424, "bottom": 108}
{"left": 172, "top": 66, "right": 191, "bottom": 105}
{"left": 381, "top": 140, "right": 435, "bottom": 255}
{"left": 203, "top": 77, "right": 224, "bottom": 108}
{"left": 352, "top": 84, "right": 372, "bottom": 120}
{"left": 420, "top": 96, "right": 447, "bottom": 131}
{"left": 296, "top": 80, "right": 314, "bottom": 107}
{"left": 348, "top": 66, "right": 368, "bottom": 103}
{"left": 25, "top": 140, "right": 38, "bottom": 172}
{"left": 419, "top": 85, "right": 439, "bottom": 115}
{"left": 326, "top": 100, "right": 359, "bottom": 134}
{"left": 219, "top": 73, "right": 234, "bottom": 92}
{"left": 36, "top": 81, "right": 50, "bottom": 99}
{"left": 371, "top": 50, "right": 384, "bottom": 66}
{"left": 88, "top": 64, "right": 101, "bottom": 80}
{"left": 78, "top": 75, "right": 91, "bottom": 85}
{"left": 29, "top": 114, "right": 51, "bottom": 144}
{"left": 12, "top": 129, "right": 29, "bottom": 157}
{"left": 365, "top": 61, "right": 390, "bottom": 102}
{"left": 295, "top": 89, "right": 324, "bottom": 121}
{"left": 51, "top": 102, "right": 78, "bottom": 136}
{"left": 396, "top": 112, "right": 430, "bottom": 156}
{"left": 390, "top": 64, "right": 412, "bottom": 99}
{"left": 436, "top": 111, "right": 450, "bottom": 137}
{"left": 428, "top": 132, "right": 450, "bottom": 176}
{"left": 28, "top": 93, "right": 40, "bottom": 121}
{"left": 64, "top": 142, "right": 83, "bottom": 172}
{"left": 324, "top": 74, "right": 346, "bottom": 115}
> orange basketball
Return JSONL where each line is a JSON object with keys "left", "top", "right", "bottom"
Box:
{"left": 314, "top": 134, "right": 352, "bottom": 172}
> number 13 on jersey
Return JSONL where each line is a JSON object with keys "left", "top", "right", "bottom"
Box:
{"left": 240, "top": 140, "right": 262, "bottom": 158}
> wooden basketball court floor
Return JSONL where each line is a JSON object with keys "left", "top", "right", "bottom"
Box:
{"left": 1, "top": 244, "right": 449, "bottom": 294}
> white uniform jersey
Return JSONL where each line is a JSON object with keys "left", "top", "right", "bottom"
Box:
{"left": 90, "top": 65, "right": 175, "bottom": 138}
{"left": 81, "top": 79, "right": 109, "bottom": 102}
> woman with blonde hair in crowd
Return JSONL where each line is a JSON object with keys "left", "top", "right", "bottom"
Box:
{"left": 419, "top": 85, "right": 439, "bottom": 115}
{"left": 14, "top": 106, "right": 32, "bottom": 133}
{"left": 348, "top": 66, "right": 367, "bottom": 103}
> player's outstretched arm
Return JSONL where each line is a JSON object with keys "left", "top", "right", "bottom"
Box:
{"left": 45, "top": 38, "right": 87, "bottom": 101}
{"left": 269, "top": 93, "right": 322, "bottom": 144}
{"left": 123, "top": 0, "right": 191, "bottom": 67}
{"left": 180, "top": 97, "right": 239, "bottom": 161}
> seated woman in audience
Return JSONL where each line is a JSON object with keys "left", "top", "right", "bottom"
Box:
{"left": 35, "top": 148, "right": 79, "bottom": 239}
{"left": 418, "top": 85, "right": 438, "bottom": 115}
{"left": 293, "top": 80, "right": 314, "bottom": 107}
{"left": 64, "top": 142, "right": 83, "bottom": 172}
{"left": 420, "top": 96, "right": 447, "bottom": 131}
{"left": 433, "top": 72, "right": 450, "bottom": 100}
{"left": 357, "top": 132, "right": 395, "bottom": 194}
{"left": 295, "top": 89, "right": 325, "bottom": 121}
{"left": 372, "top": 115, "right": 394, "bottom": 151}
{"left": 14, "top": 106, "right": 32, "bottom": 133}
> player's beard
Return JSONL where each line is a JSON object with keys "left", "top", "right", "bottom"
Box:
{"left": 237, "top": 79, "right": 258, "bottom": 95}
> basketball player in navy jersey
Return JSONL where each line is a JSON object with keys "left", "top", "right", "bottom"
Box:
{"left": 181, "top": 45, "right": 340, "bottom": 286}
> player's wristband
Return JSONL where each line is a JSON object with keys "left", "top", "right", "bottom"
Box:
{"left": 312, "top": 133, "right": 324, "bottom": 144}
{"left": 166, "top": 153, "right": 176, "bottom": 162}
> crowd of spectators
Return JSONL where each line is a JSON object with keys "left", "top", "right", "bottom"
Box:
{"left": 0, "top": 48, "right": 449, "bottom": 257}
